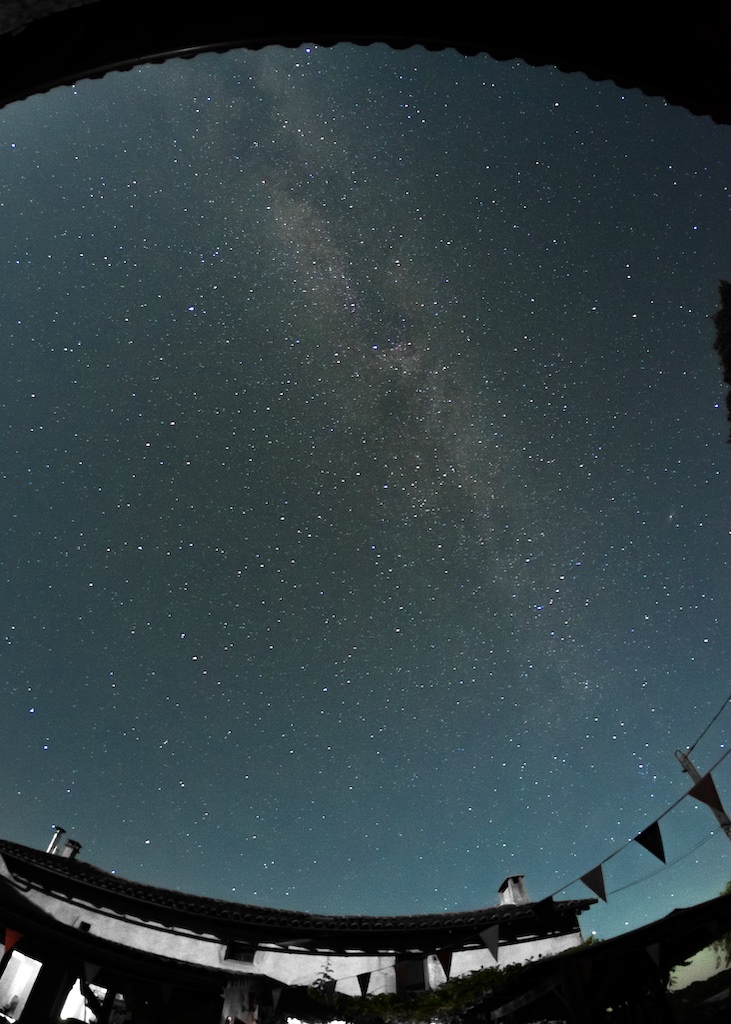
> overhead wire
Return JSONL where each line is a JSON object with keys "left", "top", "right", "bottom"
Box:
{"left": 551, "top": 744, "right": 731, "bottom": 900}
{"left": 607, "top": 829, "right": 719, "bottom": 897}
{"left": 686, "top": 692, "right": 731, "bottom": 755}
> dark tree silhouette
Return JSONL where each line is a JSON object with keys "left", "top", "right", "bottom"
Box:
{"left": 712, "top": 879, "right": 731, "bottom": 966}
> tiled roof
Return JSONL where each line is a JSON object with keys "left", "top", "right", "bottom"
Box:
{"left": 0, "top": 839, "right": 594, "bottom": 954}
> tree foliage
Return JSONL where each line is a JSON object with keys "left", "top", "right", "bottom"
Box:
{"left": 267, "top": 963, "right": 524, "bottom": 1024}
{"left": 712, "top": 879, "right": 731, "bottom": 967}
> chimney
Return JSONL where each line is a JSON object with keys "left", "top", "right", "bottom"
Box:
{"left": 498, "top": 875, "right": 529, "bottom": 906}
{"left": 61, "top": 839, "right": 82, "bottom": 860}
{"left": 46, "top": 827, "right": 67, "bottom": 855}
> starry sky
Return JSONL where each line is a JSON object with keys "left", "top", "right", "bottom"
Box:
{"left": 1, "top": 43, "right": 731, "bottom": 942}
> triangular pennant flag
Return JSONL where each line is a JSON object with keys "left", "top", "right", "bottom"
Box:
{"left": 580, "top": 865, "right": 607, "bottom": 902}
{"left": 634, "top": 821, "right": 666, "bottom": 863}
{"left": 3, "top": 929, "right": 22, "bottom": 954}
{"left": 271, "top": 989, "right": 282, "bottom": 1011}
{"left": 321, "top": 980, "right": 336, "bottom": 1000}
{"left": 689, "top": 773, "right": 725, "bottom": 815}
{"left": 83, "top": 963, "right": 102, "bottom": 984}
{"left": 436, "top": 948, "right": 452, "bottom": 980}
{"left": 479, "top": 924, "right": 500, "bottom": 962}
{"left": 646, "top": 943, "right": 661, "bottom": 967}
{"left": 357, "top": 972, "right": 370, "bottom": 997}
{"left": 161, "top": 984, "right": 175, "bottom": 1007}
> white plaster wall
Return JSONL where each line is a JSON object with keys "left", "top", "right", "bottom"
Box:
{"left": 0, "top": 857, "right": 582, "bottom": 993}
{"left": 449, "top": 930, "right": 583, "bottom": 978}
{"left": 255, "top": 952, "right": 397, "bottom": 995}
{"left": 0, "top": 859, "right": 396, "bottom": 989}
{"left": 14, "top": 884, "right": 233, "bottom": 969}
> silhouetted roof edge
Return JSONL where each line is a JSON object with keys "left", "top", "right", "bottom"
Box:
{"left": 0, "top": 3, "right": 730, "bottom": 123}
{"left": 0, "top": 861, "right": 278, "bottom": 989}
{"left": 467, "top": 888, "right": 731, "bottom": 1020}
{"left": 0, "top": 838, "right": 594, "bottom": 952}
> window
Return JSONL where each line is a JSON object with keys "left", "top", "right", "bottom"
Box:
{"left": 224, "top": 942, "right": 256, "bottom": 964}
{"left": 0, "top": 951, "right": 42, "bottom": 1022}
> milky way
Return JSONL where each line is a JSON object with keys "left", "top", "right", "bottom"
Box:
{"left": 1, "top": 44, "right": 730, "bottom": 937}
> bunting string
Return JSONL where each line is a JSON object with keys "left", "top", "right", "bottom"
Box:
{"left": 607, "top": 829, "right": 718, "bottom": 897}
{"left": 687, "top": 693, "right": 731, "bottom": 755}
{"left": 308, "top": 750, "right": 731, "bottom": 990}
{"left": 551, "top": 744, "right": 731, "bottom": 902}
{"left": 246, "top": 726, "right": 731, "bottom": 995}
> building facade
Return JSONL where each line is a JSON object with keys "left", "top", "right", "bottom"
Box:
{"left": 0, "top": 836, "right": 594, "bottom": 1024}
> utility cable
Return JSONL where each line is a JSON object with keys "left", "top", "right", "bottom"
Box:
{"left": 551, "top": 744, "right": 731, "bottom": 900}
{"left": 607, "top": 829, "right": 719, "bottom": 897}
{"left": 687, "top": 692, "right": 731, "bottom": 755}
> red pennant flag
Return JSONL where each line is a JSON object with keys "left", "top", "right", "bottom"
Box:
{"left": 436, "top": 949, "right": 452, "bottom": 980}
{"left": 646, "top": 943, "right": 661, "bottom": 967}
{"left": 580, "top": 865, "right": 607, "bottom": 902}
{"left": 3, "top": 929, "right": 22, "bottom": 954}
{"left": 479, "top": 924, "right": 500, "bottom": 962}
{"left": 634, "top": 821, "right": 666, "bottom": 863}
{"left": 358, "top": 973, "right": 370, "bottom": 997}
{"left": 689, "top": 773, "right": 725, "bottom": 815}
{"left": 271, "top": 989, "right": 282, "bottom": 1011}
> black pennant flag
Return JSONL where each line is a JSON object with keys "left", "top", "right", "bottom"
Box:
{"left": 634, "top": 820, "right": 666, "bottom": 863}
{"left": 436, "top": 949, "right": 452, "bottom": 980}
{"left": 580, "top": 864, "right": 607, "bottom": 902}
{"left": 646, "top": 943, "right": 661, "bottom": 967}
{"left": 689, "top": 772, "right": 725, "bottom": 815}
{"left": 479, "top": 924, "right": 500, "bottom": 962}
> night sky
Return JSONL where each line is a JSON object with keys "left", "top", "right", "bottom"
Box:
{"left": 1, "top": 43, "right": 731, "bottom": 942}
